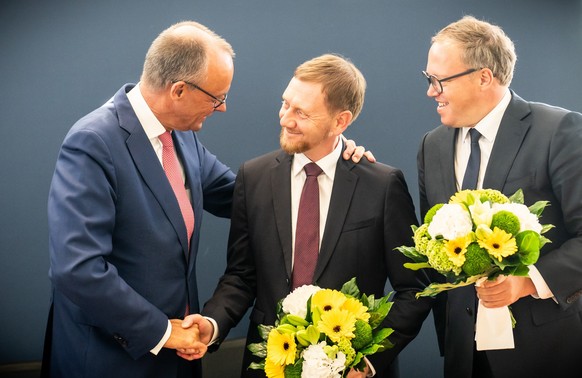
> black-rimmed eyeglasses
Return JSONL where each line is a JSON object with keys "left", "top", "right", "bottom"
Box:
{"left": 173, "top": 80, "right": 227, "bottom": 110}
{"left": 422, "top": 68, "right": 482, "bottom": 94}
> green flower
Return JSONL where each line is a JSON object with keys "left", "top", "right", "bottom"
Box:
{"left": 478, "top": 189, "right": 510, "bottom": 204}
{"left": 283, "top": 360, "right": 302, "bottom": 378}
{"left": 351, "top": 319, "right": 373, "bottom": 350}
{"left": 336, "top": 337, "right": 356, "bottom": 366}
{"left": 516, "top": 230, "right": 541, "bottom": 265}
{"left": 413, "top": 223, "right": 431, "bottom": 255}
{"left": 426, "top": 239, "right": 462, "bottom": 275}
{"left": 462, "top": 243, "right": 491, "bottom": 276}
{"left": 491, "top": 210, "right": 520, "bottom": 235}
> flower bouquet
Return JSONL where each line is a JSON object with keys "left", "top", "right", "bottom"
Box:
{"left": 248, "top": 278, "right": 394, "bottom": 378}
{"left": 396, "top": 188, "right": 553, "bottom": 350}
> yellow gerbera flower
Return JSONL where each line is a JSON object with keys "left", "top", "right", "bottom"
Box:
{"left": 264, "top": 357, "right": 286, "bottom": 378}
{"left": 444, "top": 234, "right": 472, "bottom": 267}
{"left": 317, "top": 308, "right": 356, "bottom": 343}
{"left": 477, "top": 227, "right": 518, "bottom": 261}
{"left": 341, "top": 297, "right": 370, "bottom": 322}
{"left": 266, "top": 329, "right": 297, "bottom": 366}
{"left": 311, "top": 289, "right": 347, "bottom": 314}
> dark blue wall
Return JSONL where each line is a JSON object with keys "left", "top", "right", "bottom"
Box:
{"left": 1, "top": 1, "right": 581, "bottom": 376}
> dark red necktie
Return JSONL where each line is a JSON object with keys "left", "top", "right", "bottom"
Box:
{"left": 292, "top": 162, "right": 323, "bottom": 289}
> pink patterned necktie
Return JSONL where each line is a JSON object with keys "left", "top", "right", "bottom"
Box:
{"left": 292, "top": 162, "right": 323, "bottom": 289}
{"left": 159, "top": 131, "right": 194, "bottom": 247}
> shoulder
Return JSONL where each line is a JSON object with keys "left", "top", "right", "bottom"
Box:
{"left": 343, "top": 158, "right": 407, "bottom": 183}
{"left": 242, "top": 149, "right": 288, "bottom": 171}
{"left": 510, "top": 91, "right": 582, "bottom": 125}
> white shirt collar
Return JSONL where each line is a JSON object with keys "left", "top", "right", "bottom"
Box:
{"left": 291, "top": 136, "right": 343, "bottom": 179}
{"left": 126, "top": 83, "right": 167, "bottom": 139}
{"left": 460, "top": 88, "right": 511, "bottom": 143}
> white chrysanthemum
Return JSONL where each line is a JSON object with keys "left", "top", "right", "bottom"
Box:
{"left": 282, "top": 285, "right": 322, "bottom": 318}
{"left": 428, "top": 204, "right": 473, "bottom": 240}
{"left": 492, "top": 203, "right": 542, "bottom": 233}
{"left": 301, "top": 342, "right": 346, "bottom": 378}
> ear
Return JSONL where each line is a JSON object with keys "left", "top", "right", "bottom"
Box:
{"left": 479, "top": 68, "right": 495, "bottom": 89}
{"left": 333, "top": 110, "right": 353, "bottom": 135}
{"left": 170, "top": 81, "right": 186, "bottom": 100}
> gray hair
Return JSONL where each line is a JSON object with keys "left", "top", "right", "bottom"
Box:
{"left": 141, "top": 21, "right": 234, "bottom": 90}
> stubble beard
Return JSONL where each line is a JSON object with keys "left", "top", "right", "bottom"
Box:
{"left": 280, "top": 129, "right": 309, "bottom": 154}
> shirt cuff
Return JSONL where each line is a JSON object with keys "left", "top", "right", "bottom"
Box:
{"left": 205, "top": 316, "right": 219, "bottom": 346}
{"left": 364, "top": 356, "right": 376, "bottom": 377}
{"left": 150, "top": 320, "right": 172, "bottom": 355}
{"left": 528, "top": 265, "right": 554, "bottom": 300}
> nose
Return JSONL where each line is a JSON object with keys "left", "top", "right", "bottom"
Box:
{"left": 279, "top": 107, "right": 294, "bottom": 128}
{"left": 426, "top": 84, "right": 438, "bottom": 98}
{"left": 214, "top": 103, "right": 226, "bottom": 112}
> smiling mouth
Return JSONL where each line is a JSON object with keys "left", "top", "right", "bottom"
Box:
{"left": 438, "top": 102, "right": 449, "bottom": 108}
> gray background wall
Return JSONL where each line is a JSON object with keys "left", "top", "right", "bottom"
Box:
{"left": 1, "top": 1, "right": 581, "bottom": 377}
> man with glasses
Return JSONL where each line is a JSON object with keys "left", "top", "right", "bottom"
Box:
{"left": 43, "top": 21, "right": 368, "bottom": 378}
{"left": 418, "top": 15, "right": 582, "bottom": 378}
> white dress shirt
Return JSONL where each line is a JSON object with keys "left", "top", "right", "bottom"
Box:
{"left": 454, "top": 89, "right": 553, "bottom": 300}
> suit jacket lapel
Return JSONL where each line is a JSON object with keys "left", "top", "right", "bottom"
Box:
{"left": 483, "top": 92, "right": 532, "bottom": 191}
{"left": 116, "top": 87, "right": 190, "bottom": 256}
{"left": 313, "top": 158, "right": 357, "bottom": 283}
{"left": 271, "top": 152, "right": 294, "bottom": 279}
{"left": 439, "top": 127, "right": 459, "bottom": 196}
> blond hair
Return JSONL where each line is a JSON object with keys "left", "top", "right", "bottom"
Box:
{"left": 433, "top": 16, "right": 516, "bottom": 86}
{"left": 294, "top": 53, "right": 366, "bottom": 122}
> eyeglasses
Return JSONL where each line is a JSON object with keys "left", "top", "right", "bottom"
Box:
{"left": 422, "top": 68, "right": 482, "bottom": 94}
{"left": 173, "top": 80, "right": 227, "bottom": 110}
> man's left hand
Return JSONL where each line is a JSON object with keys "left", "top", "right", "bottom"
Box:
{"left": 342, "top": 135, "right": 376, "bottom": 163}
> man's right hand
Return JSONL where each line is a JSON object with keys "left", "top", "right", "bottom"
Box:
{"left": 163, "top": 319, "right": 208, "bottom": 360}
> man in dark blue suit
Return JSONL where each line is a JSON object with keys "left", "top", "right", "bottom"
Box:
{"left": 43, "top": 21, "right": 235, "bottom": 378}
{"left": 43, "top": 21, "right": 367, "bottom": 378}
{"left": 418, "top": 16, "right": 582, "bottom": 378}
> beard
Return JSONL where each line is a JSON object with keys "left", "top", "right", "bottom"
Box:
{"left": 279, "top": 129, "right": 310, "bottom": 154}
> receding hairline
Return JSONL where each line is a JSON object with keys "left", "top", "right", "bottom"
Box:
{"left": 166, "top": 21, "right": 235, "bottom": 57}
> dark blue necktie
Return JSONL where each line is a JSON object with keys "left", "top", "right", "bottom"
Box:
{"left": 462, "top": 128, "right": 481, "bottom": 190}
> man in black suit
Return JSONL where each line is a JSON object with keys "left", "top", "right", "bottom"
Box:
{"left": 418, "top": 16, "right": 582, "bottom": 378}
{"left": 187, "top": 53, "right": 432, "bottom": 377}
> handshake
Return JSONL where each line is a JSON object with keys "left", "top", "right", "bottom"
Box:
{"left": 164, "top": 314, "right": 215, "bottom": 361}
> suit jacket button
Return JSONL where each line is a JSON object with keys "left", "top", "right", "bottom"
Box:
{"left": 466, "top": 307, "right": 473, "bottom": 316}
{"left": 113, "top": 334, "right": 128, "bottom": 347}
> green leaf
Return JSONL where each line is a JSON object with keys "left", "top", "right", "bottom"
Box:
{"left": 404, "top": 262, "right": 432, "bottom": 270}
{"left": 508, "top": 189, "right": 524, "bottom": 204}
{"left": 248, "top": 361, "right": 265, "bottom": 370}
{"left": 351, "top": 352, "right": 364, "bottom": 370}
{"left": 247, "top": 342, "right": 267, "bottom": 358}
{"left": 528, "top": 200, "right": 550, "bottom": 217}
{"left": 371, "top": 327, "right": 394, "bottom": 345}
{"left": 340, "top": 277, "right": 361, "bottom": 298}
{"left": 512, "top": 264, "right": 530, "bottom": 276}
{"left": 396, "top": 246, "right": 428, "bottom": 262}
{"left": 539, "top": 234, "right": 552, "bottom": 248}
{"left": 541, "top": 224, "right": 555, "bottom": 235}
{"left": 257, "top": 324, "right": 274, "bottom": 341}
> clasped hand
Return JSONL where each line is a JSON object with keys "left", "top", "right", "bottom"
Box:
{"left": 169, "top": 314, "right": 215, "bottom": 361}
{"left": 164, "top": 318, "right": 208, "bottom": 361}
